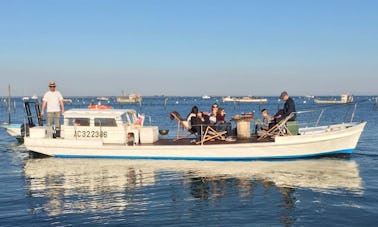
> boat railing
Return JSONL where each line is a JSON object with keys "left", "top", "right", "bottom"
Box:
{"left": 295, "top": 101, "right": 360, "bottom": 128}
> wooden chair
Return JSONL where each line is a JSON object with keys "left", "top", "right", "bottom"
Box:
{"left": 257, "top": 112, "right": 295, "bottom": 141}
{"left": 197, "top": 125, "right": 227, "bottom": 145}
{"left": 170, "top": 111, "right": 195, "bottom": 141}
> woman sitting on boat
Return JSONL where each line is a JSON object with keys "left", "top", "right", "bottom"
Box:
{"left": 215, "top": 108, "right": 232, "bottom": 136}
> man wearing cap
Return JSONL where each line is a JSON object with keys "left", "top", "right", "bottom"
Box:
{"left": 276, "top": 91, "right": 296, "bottom": 122}
{"left": 41, "top": 81, "right": 65, "bottom": 137}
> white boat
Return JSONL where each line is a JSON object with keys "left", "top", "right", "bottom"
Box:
{"left": 1, "top": 123, "right": 22, "bottom": 138}
{"left": 222, "top": 96, "right": 234, "bottom": 102}
{"left": 1, "top": 97, "right": 43, "bottom": 142}
{"left": 116, "top": 94, "right": 142, "bottom": 104}
{"left": 23, "top": 107, "right": 366, "bottom": 160}
{"left": 222, "top": 96, "right": 268, "bottom": 103}
{"left": 202, "top": 95, "right": 211, "bottom": 99}
{"left": 63, "top": 98, "right": 73, "bottom": 103}
{"left": 96, "top": 96, "right": 109, "bottom": 101}
{"left": 314, "top": 94, "right": 353, "bottom": 104}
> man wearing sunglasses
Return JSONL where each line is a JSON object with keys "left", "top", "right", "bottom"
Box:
{"left": 41, "top": 81, "right": 65, "bottom": 137}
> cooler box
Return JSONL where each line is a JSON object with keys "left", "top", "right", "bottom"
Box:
{"left": 139, "top": 126, "right": 159, "bottom": 143}
{"left": 29, "top": 126, "right": 46, "bottom": 138}
{"left": 287, "top": 121, "right": 299, "bottom": 135}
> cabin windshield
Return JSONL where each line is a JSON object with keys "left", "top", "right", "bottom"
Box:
{"left": 121, "top": 112, "right": 137, "bottom": 124}
{"left": 94, "top": 118, "right": 117, "bottom": 127}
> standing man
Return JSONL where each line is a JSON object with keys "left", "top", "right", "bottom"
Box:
{"left": 41, "top": 81, "right": 65, "bottom": 137}
{"left": 276, "top": 91, "right": 296, "bottom": 122}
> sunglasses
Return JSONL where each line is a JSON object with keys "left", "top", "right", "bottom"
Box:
{"left": 212, "top": 106, "right": 218, "bottom": 108}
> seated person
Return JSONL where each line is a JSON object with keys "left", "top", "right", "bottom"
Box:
{"left": 215, "top": 108, "right": 232, "bottom": 136}
{"left": 256, "top": 109, "right": 274, "bottom": 135}
{"left": 275, "top": 91, "right": 296, "bottom": 122}
{"left": 187, "top": 106, "right": 199, "bottom": 129}
{"left": 207, "top": 103, "right": 219, "bottom": 125}
{"left": 260, "top": 109, "right": 274, "bottom": 130}
{"left": 187, "top": 106, "right": 210, "bottom": 140}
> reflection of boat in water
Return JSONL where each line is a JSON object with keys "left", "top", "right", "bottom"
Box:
{"left": 314, "top": 94, "right": 353, "bottom": 104}
{"left": 23, "top": 158, "right": 363, "bottom": 215}
{"left": 24, "top": 158, "right": 156, "bottom": 216}
{"left": 222, "top": 96, "right": 268, "bottom": 103}
{"left": 24, "top": 158, "right": 363, "bottom": 193}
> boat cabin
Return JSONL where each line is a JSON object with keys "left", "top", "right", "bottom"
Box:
{"left": 30, "top": 109, "right": 158, "bottom": 145}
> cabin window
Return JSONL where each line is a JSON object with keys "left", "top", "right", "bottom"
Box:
{"left": 94, "top": 118, "right": 117, "bottom": 127}
{"left": 68, "top": 118, "right": 90, "bottom": 126}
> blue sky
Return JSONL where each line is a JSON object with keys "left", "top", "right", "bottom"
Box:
{"left": 1, "top": 0, "right": 377, "bottom": 97}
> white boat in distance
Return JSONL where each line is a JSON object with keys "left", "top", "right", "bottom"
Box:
{"left": 23, "top": 106, "right": 366, "bottom": 160}
{"left": 117, "top": 93, "right": 142, "bottom": 104}
{"left": 223, "top": 96, "right": 268, "bottom": 103}
{"left": 96, "top": 96, "right": 109, "bottom": 101}
{"left": 202, "top": 95, "right": 211, "bottom": 99}
{"left": 314, "top": 94, "right": 353, "bottom": 104}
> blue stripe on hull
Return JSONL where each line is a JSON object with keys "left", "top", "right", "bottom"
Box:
{"left": 50, "top": 149, "right": 355, "bottom": 161}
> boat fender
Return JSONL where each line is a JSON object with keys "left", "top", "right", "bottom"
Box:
{"left": 127, "top": 132, "right": 135, "bottom": 145}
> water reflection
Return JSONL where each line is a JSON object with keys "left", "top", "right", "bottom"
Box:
{"left": 23, "top": 158, "right": 363, "bottom": 219}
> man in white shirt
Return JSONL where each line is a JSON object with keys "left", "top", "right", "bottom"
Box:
{"left": 40, "top": 81, "right": 65, "bottom": 137}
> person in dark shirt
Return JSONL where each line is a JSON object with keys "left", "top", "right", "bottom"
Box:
{"left": 275, "top": 91, "right": 296, "bottom": 122}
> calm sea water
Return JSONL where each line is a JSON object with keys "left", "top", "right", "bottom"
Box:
{"left": 1, "top": 96, "right": 378, "bottom": 226}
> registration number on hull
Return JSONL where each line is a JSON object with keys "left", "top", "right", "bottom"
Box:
{"left": 74, "top": 130, "right": 108, "bottom": 138}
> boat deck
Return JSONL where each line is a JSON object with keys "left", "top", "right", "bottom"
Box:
{"left": 150, "top": 135, "right": 274, "bottom": 146}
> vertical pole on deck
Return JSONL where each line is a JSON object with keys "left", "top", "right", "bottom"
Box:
{"left": 7, "top": 84, "right": 11, "bottom": 124}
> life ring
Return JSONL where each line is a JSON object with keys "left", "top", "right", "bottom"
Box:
{"left": 88, "top": 104, "right": 112, "bottom": 110}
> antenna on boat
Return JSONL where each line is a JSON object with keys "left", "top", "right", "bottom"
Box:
{"left": 164, "top": 97, "right": 168, "bottom": 109}
{"left": 7, "top": 84, "right": 11, "bottom": 124}
{"left": 315, "top": 109, "right": 324, "bottom": 127}
{"left": 350, "top": 103, "right": 358, "bottom": 123}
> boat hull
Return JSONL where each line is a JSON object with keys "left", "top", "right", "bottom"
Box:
{"left": 23, "top": 122, "right": 366, "bottom": 161}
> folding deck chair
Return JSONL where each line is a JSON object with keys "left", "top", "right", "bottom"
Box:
{"left": 170, "top": 111, "right": 195, "bottom": 141}
{"left": 196, "top": 125, "right": 227, "bottom": 145}
{"left": 257, "top": 112, "right": 295, "bottom": 141}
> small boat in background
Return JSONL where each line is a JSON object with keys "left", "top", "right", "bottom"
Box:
{"left": 202, "top": 95, "right": 211, "bottom": 99}
{"left": 117, "top": 93, "right": 142, "bottom": 104}
{"left": 314, "top": 94, "right": 353, "bottom": 104}
{"left": 63, "top": 98, "right": 73, "bottom": 103}
{"left": 96, "top": 96, "right": 109, "bottom": 101}
{"left": 223, "top": 96, "right": 268, "bottom": 103}
{"left": 1, "top": 97, "right": 43, "bottom": 142}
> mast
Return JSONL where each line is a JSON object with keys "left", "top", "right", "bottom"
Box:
{"left": 7, "top": 84, "right": 11, "bottom": 124}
